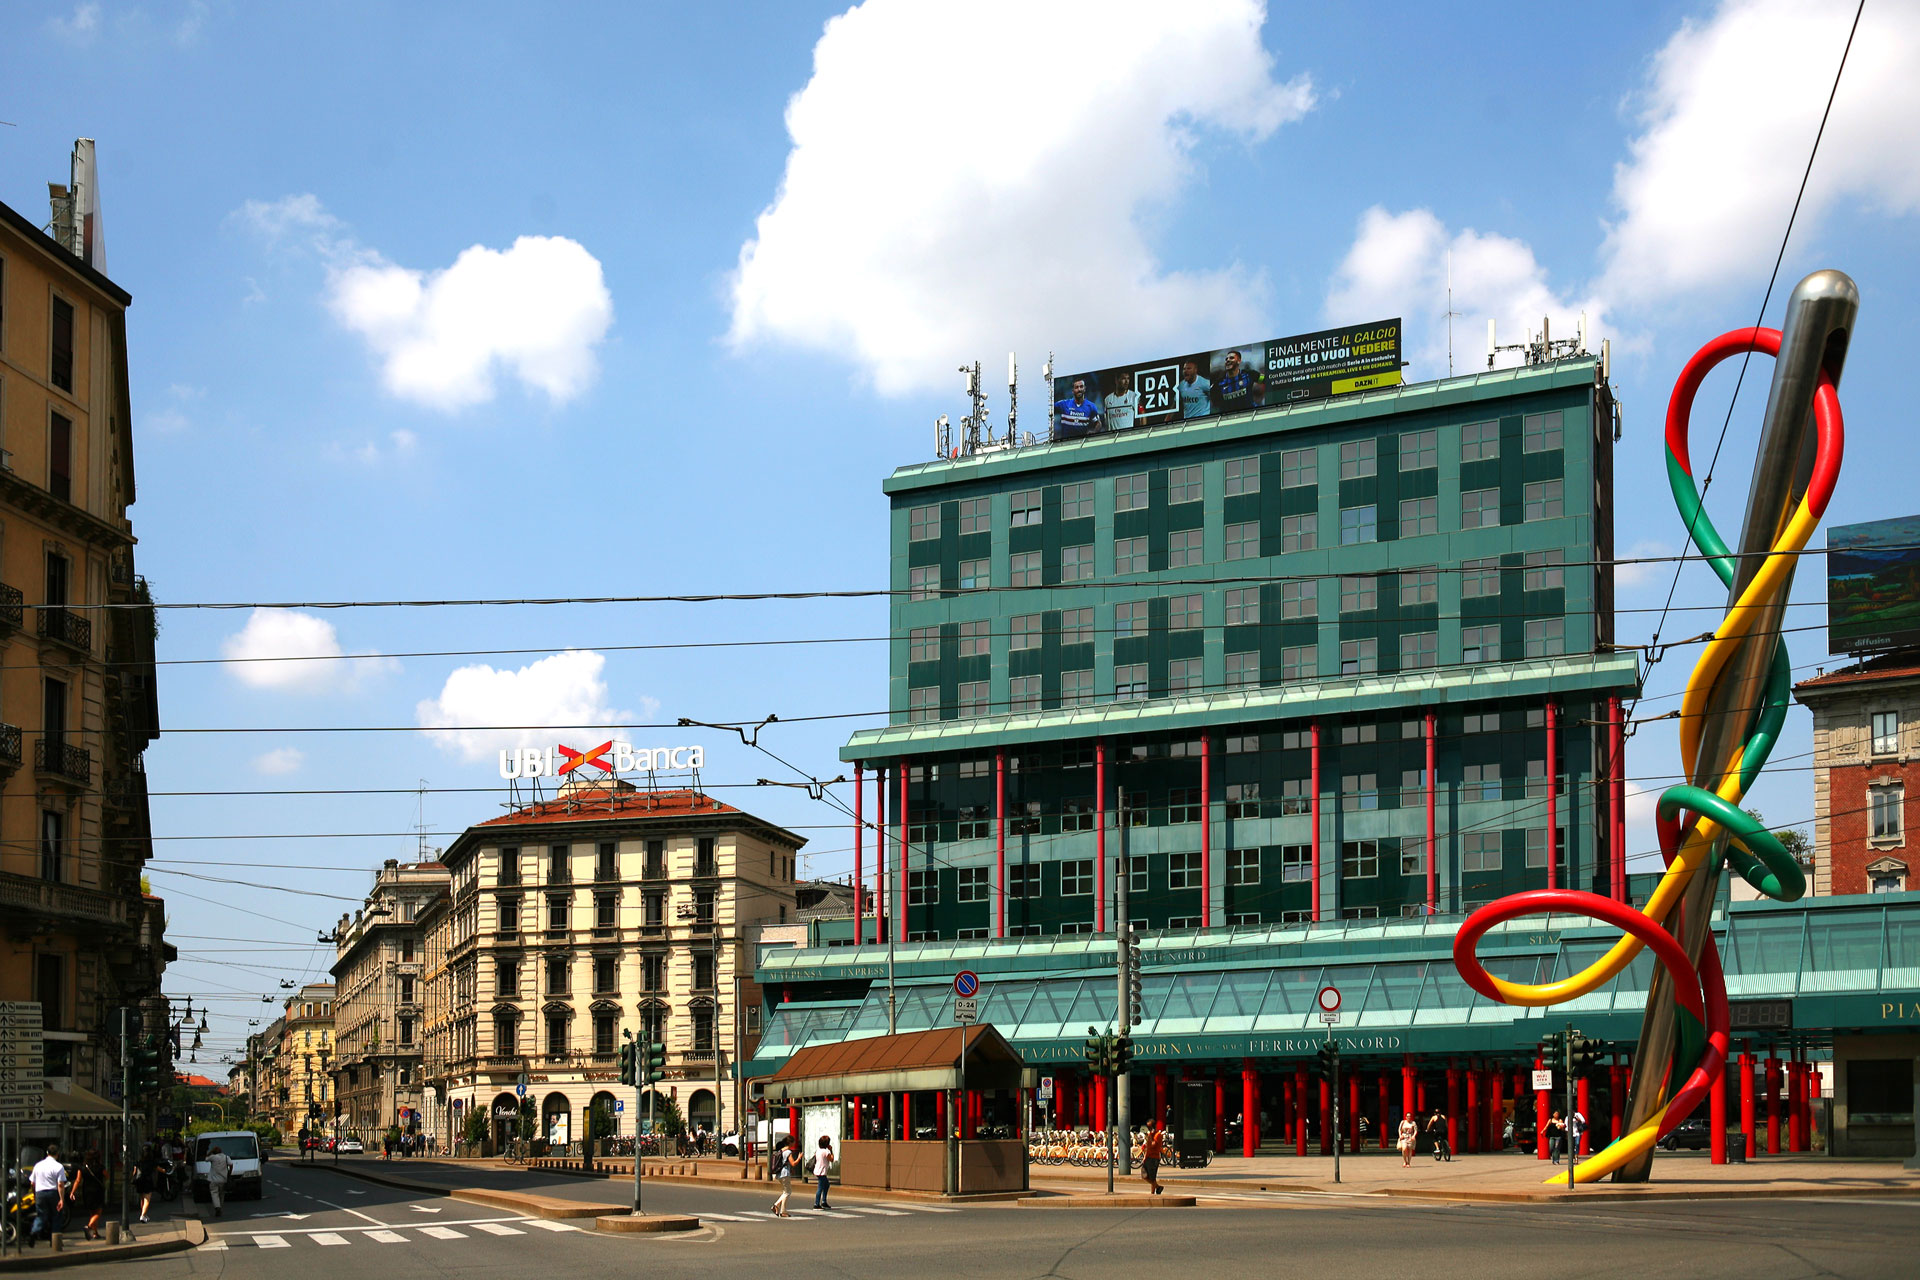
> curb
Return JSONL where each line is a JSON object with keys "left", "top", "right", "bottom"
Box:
{"left": 594, "top": 1214, "right": 701, "bottom": 1234}
{"left": 509, "top": 1161, "right": 1028, "bottom": 1203}
{"left": 1018, "top": 1194, "right": 1196, "bottom": 1209}
{"left": 0, "top": 1221, "right": 203, "bottom": 1271}
{"left": 283, "top": 1160, "right": 601, "bottom": 1219}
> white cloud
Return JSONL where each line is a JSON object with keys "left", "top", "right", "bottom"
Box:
{"left": 415, "top": 650, "right": 635, "bottom": 764}
{"left": 328, "top": 429, "right": 419, "bottom": 466}
{"left": 1615, "top": 539, "right": 1674, "bottom": 590}
{"left": 727, "top": 0, "right": 1314, "bottom": 395}
{"left": 47, "top": 2, "right": 100, "bottom": 40}
{"left": 1325, "top": 207, "right": 1610, "bottom": 379}
{"left": 175, "top": 0, "right": 210, "bottom": 45}
{"left": 145, "top": 384, "right": 203, "bottom": 434}
{"left": 1600, "top": 0, "right": 1920, "bottom": 306}
{"left": 253, "top": 747, "right": 305, "bottom": 776}
{"left": 235, "top": 195, "right": 613, "bottom": 411}
{"left": 220, "top": 609, "right": 398, "bottom": 693}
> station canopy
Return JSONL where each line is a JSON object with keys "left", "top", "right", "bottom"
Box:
{"left": 765, "top": 1024, "right": 1024, "bottom": 1102}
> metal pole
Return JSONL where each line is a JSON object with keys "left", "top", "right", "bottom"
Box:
{"left": 735, "top": 975, "right": 746, "bottom": 1173}
{"left": 1115, "top": 787, "right": 1132, "bottom": 1175}
{"left": 1567, "top": 1022, "right": 1575, "bottom": 1192}
{"left": 714, "top": 930, "right": 723, "bottom": 1153}
{"left": 120, "top": 1008, "right": 132, "bottom": 1237}
{"left": 1616, "top": 270, "right": 1857, "bottom": 1181}
{"left": 629, "top": 1033, "right": 643, "bottom": 1215}
{"left": 1331, "top": 1038, "right": 1340, "bottom": 1186}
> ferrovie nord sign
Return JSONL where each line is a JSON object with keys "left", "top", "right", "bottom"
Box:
{"left": 499, "top": 739, "right": 706, "bottom": 779}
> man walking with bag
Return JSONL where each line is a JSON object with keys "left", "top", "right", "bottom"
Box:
{"left": 27, "top": 1144, "right": 67, "bottom": 1247}
{"left": 206, "top": 1144, "right": 233, "bottom": 1218}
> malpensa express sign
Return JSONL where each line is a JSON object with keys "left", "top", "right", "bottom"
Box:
{"left": 500, "top": 739, "right": 706, "bottom": 779}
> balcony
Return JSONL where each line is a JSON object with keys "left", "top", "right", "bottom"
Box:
{"left": 37, "top": 606, "right": 92, "bottom": 655}
{"left": 0, "top": 583, "right": 21, "bottom": 634}
{"left": 594, "top": 863, "right": 618, "bottom": 883}
{"left": 34, "top": 736, "right": 90, "bottom": 788}
{"left": 0, "top": 868, "right": 128, "bottom": 928}
{"left": 0, "top": 723, "right": 20, "bottom": 773}
{"left": 693, "top": 858, "right": 718, "bottom": 880}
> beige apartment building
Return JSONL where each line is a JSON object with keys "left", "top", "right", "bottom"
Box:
{"left": 271, "top": 983, "right": 334, "bottom": 1139}
{"left": 0, "top": 145, "right": 164, "bottom": 1113}
{"left": 331, "top": 860, "right": 450, "bottom": 1138}
{"left": 425, "top": 781, "right": 800, "bottom": 1149}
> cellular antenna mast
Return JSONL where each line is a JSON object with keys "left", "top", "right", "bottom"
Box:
{"left": 958, "top": 360, "right": 989, "bottom": 454}
{"left": 1006, "top": 352, "right": 1018, "bottom": 445}
{"left": 1445, "top": 250, "right": 1461, "bottom": 377}
{"left": 1043, "top": 352, "right": 1054, "bottom": 438}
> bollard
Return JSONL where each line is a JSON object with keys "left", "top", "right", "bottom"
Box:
{"left": 106, "top": 1223, "right": 122, "bottom": 1244}
{"left": 50, "top": 1233, "right": 64, "bottom": 1253}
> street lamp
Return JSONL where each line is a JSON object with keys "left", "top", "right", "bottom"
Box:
{"left": 317, "top": 1048, "right": 336, "bottom": 1164}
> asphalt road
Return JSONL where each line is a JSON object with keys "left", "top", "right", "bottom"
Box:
{"left": 44, "top": 1158, "right": 1920, "bottom": 1279}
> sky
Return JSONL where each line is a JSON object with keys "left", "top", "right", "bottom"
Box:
{"left": 3, "top": 0, "right": 1919, "bottom": 1071}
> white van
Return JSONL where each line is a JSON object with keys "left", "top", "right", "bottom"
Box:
{"left": 191, "top": 1131, "right": 264, "bottom": 1202}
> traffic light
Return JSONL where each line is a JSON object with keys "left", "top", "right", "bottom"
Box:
{"left": 1113, "top": 1034, "right": 1134, "bottom": 1074}
{"left": 1315, "top": 1040, "right": 1340, "bottom": 1080}
{"left": 1568, "top": 1034, "right": 1603, "bottom": 1075}
{"left": 1127, "top": 967, "right": 1144, "bottom": 1026}
{"left": 618, "top": 1037, "right": 637, "bottom": 1086}
{"left": 642, "top": 1039, "right": 666, "bottom": 1085}
{"left": 131, "top": 1034, "right": 166, "bottom": 1096}
{"left": 1539, "top": 1030, "right": 1566, "bottom": 1060}
{"left": 1085, "top": 1027, "right": 1107, "bottom": 1074}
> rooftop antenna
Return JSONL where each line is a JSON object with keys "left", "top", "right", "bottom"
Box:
{"left": 414, "top": 780, "right": 429, "bottom": 860}
{"left": 1042, "top": 351, "right": 1054, "bottom": 438}
{"left": 1006, "top": 352, "right": 1018, "bottom": 445}
{"left": 1445, "top": 250, "right": 1461, "bottom": 377}
{"left": 935, "top": 413, "right": 951, "bottom": 459}
{"left": 958, "top": 360, "right": 989, "bottom": 454}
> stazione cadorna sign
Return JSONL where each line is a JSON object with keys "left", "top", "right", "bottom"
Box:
{"left": 499, "top": 738, "right": 706, "bottom": 779}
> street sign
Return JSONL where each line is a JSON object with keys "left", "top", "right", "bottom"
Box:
{"left": 515, "top": 1082, "right": 527, "bottom": 1098}
{"left": 954, "top": 997, "right": 979, "bottom": 1024}
{"left": 1531, "top": 1069, "right": 1554, "bottom": 1091}
{"left": 1316, "top": 986, "right": 1341, "bottom": 1014}
{"left": 0, "top": 1001, "right": 45, "bottom": 1123}
{"left": 954, "top": 971, "right": 980, "bottom": 999}
{"left": 615, "top": 1099, "right": 625, "bottom": 1113}
{"left": 1037, "top": 1077, "right": 1054, "bottom": 1101}
{"left": 1319, "top": 1010, "right": 1342, "bottom": 1025}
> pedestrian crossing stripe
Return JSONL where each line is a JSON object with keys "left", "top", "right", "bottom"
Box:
{"left": 367, "top": 1230, "right": 408, "bottom": 1243}
{"left": 419, "top": 1226, "right": 467, "bottom": 1240}
{"left": 204, "top": 1239, "right": 229, "bottom": 1250}
{"left": 312, "top": 1233, "right": 351, "bottom": 1246}
{"left": 474, "top": 1222, "right": 525, "bottom": 1236}
{"left": 892, "top": 1203, "right": 961, "bottom": 1213}
{"left": 833, "top": 1206, "right": 907, "bottom": 1216}
{"left": 529, "top": 1220, "right": 580, "bottom": 1232}
{"left": 251, "top": 1235, "right": 291, "bottom": 1248}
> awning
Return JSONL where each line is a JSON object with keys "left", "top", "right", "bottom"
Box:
{"left": 765, "top": 1024, "right": 1024, "bottom": 1102}
{"left": 43, "top": 1084, "right": 120, "bottom": 1119}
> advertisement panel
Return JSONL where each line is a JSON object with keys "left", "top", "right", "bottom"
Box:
{"left": 1827, "top": 515, "right": 1920, "bottom": 654}
{"left": 1050, "top": 319, "right": 1402, "bottom": 441}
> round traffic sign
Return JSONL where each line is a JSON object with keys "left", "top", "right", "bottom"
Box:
{"left": 515, "top": 1082, "right": 527, "bottom": 1097}
{"left": 954, "top": 970, "right": 980, "bottom": 998}
{"left": 1316, "top": 986, "right": 1342, "bottom": 1013}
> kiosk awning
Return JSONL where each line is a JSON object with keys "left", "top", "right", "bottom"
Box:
{"left": 43, "top": 1084, "right": 120, "bottom": 1119}
{"left": 765, "top": 1024, "right": 1023, "bottom": 1102}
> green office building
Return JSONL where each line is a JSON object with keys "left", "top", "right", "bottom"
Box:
{"left": 841, "top": 354, "right": 1639, "bottom": 941}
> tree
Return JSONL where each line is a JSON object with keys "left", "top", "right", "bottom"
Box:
{"left": 643, "top": 1092, "right": 685, "bottom": 1138}
{"left": 463, "top": 1109, "right": 487, "bottom": 1146}
{"left": 1744, "top": 809, "right": 1815, "bottom": 868}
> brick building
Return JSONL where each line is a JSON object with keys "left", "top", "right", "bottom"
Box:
{"left": 1795, "top": 653, "right": 1920, "bottom": 895}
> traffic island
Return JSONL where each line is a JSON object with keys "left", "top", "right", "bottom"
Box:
{"left": 1018, "top": 1194, "right": 1196, "bottom": 1208}
{"left": 595, "top": 1213, "right": 702, "bottom": 1234}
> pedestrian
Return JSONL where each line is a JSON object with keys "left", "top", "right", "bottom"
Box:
{"left": 1426, "top": 1107, "right": 1451, "bottom": 1162}
{"left": 27, "top": 1143, "right": 67, "bottom": 1246}
{"left": 1397, "top": 1114, "right": 1419, "bottom": 1167}
{"left": 1547, "top": 1110, "right": 1566, "bottom": 1164}
{"left": 1501, "top": 1116, "right": 1515, "bottom": 1150}
{"left": 770, "top": 1137, "right": 797, "bottom": 1218}
{"left": 1568, "top": 1109, "right": 1586, "bottom": 1162}
{"left": 206, "top": 1143, "right": 234, "bottom": 1218}
{"left": 74, "top": 1149, "right": 106, "bottom": 1240}
{"left": 134, "top": 1143, "right": 157, "bottom": 1222}
{"left": 1139, "top": 1125, "right": 1166, "bottom": 1196}
{"left": 812, "top": 1135, "right": 835, "bottom": 1209}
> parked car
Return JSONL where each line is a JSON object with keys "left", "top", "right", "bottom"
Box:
{"left": 191, "top": 1131, "right": 264, "bottom": 1202}
{"left": 1658, "top": 1118, "right": 1712, "bottom": 1151}
{"left": 337, "top": 1138, "right": 365, "bottom": 1154}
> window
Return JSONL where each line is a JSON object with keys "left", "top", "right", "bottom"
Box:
{"left": 957, "top": 619, "right": 989, "bottom": 657}
{"left": 1167, "top": 657, "right": 1201, "bottom": 696}
{"left": 591, "top": 955, "right": 618, "bottom": 995}
{"left": 955, "top": 927, "right": 989, "bottom": 941}
{"left": 48, "top": 412, "right": 72, "bottom": 503}
{"left": 1462, "top": 763, "right": 1501, "bottom": 802}
{"left": 546, "top": 844, "right": 571, "bottom": 882}
{"left": 1341, "top": 905, "right": 1380, "bottom": 921}
{"left": 1870, "top": 785, "right": 1903, "bottom": 841}
{"left": 910, "top": 626, "right": 939, "bottom": 662}
{"left": 1523, "top": 479, "right": 1563, "bottom": 522}
{"left": 644, "top": 892, "right": 665, "bottom": 928}
{"left": 1227, "top": 848, "right": 1260, "bottom": 886}
{"left": 545, "top": 954, "right": 569, "bottom": 994}
{"left": 1011, "top": 488, "right": 1042, "bottom": 526}
{"left": 1062, "top": 669, "right": 1093, "bottom": 706}
{"left": 1523, "top": 411, "right": 1563, "bottom": 453}
{"left": 1281, "top": 645, "right": 1317, "bottom": 680}
{"left": 1115, "top": 663, "right": 1148, "bottom": 700}
{"left": 1341, "top": 841, "right": 1379, "bottom": 878}
{"left": 1281, "top": 846, "right": 1312, "bottom": 883}
{"left": 1399, "top": 429, "right": 1436, "bottom": 471}
{"left": 1340, "top": 438, "right": 1376, "bottom": 479}
{"left": 1340, "top": 639, "right": 1378, "bottom": 676}
{"left": 1116, "top": 472, "right": 1148, "bottom": 511}
{"left": 1170, "top": 594, "right": 1203, "bottom": 631}
{"left": 1461, "top": 420, "right": 1499, "bottom": 461}
{"left": 957, "top": 680, "right": 989, "bottom": 717}
{"left": 1061, "top": 482, "right": 1094, "bottom": 520}
{"left": 1169, "top": 851, "right": 1202, "bottom": 889}
{"left": 1168, "top": 464, "right": 1202, "bottom": 504}
{"left": 1526, "top": 827, "right": 1563, "bottom": 870}
{"left": 958, "top": 557, "right": 989, "bottom": 590}
{"left": 1461, "top": 625, "right": 1500, "bottom": 663}
{"left": 596, "top": 841, "right": 617, "bottom": 881}
{"left": 1399, "top": 496, "right": 1437, "bottom": 536}
{"left": 1009, "top": 551, "right": 1041, "bottom": 586}
{"left": 1461, "top": 557, "right": 1500, "bottom": 597}
{"left": 1169, "top": 528, "right": 1202, "bottom": 567}
{"left": 1399, "top": 567, "right": 1437, "bottom": 606}
{"left": 1340, "top": 576, "right": 1377, "bottom": 613}
{"left": 956, "top": 867, "right": 988, "bottom": 902}
{"left": 494, "top": 1014, "right": 518, "bottom": 1055}
{"left": 1116, "top": 600, "right": 1148, "bottom": 636}
{"left": 909, "top": 565, "right": 937, "bottom": 601}
{"left": 909, "top": 504, "right": 940, "bottom": 541}
{"left": 595, "top": 892, "right": 616, "bottom": 930}
{"left": 1280, "top": 580, "right": 1317, "bottom": 618}
{"left": 1166, "top": 786, "right": 1202, "bottom": 823}
{"left": 1010, "top": 614, "right": 1041, "bottom": 651}
{"left": 38, "top": 810, "right": 63, "bottom": 882}
{"left": 636, "top": 953, "right": 663, "bottom": 993}
{"left": 1053, "top": 541, "right": 1092, "bottom": 581}
{"left": 1524, "top": 617, "right": 1565, "bottom": 657}
{"left": 1872, "top": 710, "right": 1900, "bottom": 756}
{"left": 908, "top": 687, "right": 939, "bottom": 723}
{"left": 1062, "top": 800, "right": 1094, "bottom": 831}
{"left": 1463, "top": 833, "right": 1503, "bottom": 872}
{"left": 1008, "top": 865, "right": 1039, "bottom": 899}
{"left": 545, "top": 894, "right": 570, "bottom": 931}
{"left": 1524, "top": 550, "right": 1565, "bottom": 592}
{"left": 496, "top": 959, "right": 520, "bottom": 997}
{"left": 1225, "top": 587, "right": 1259, "bottom": 626}
{"left": 1461, "top": 488, "right": 1500, "bottom": 528}
{"left": 1009, "top": 675, "right": 1041, "bottom": 712}
{"left": 1115, "top": 536, "right": 1148, "bottom": 574}
{"left": 1400, "top": 838, "right": 1426, "bottom": 878}
{"left": 1226, "top": 521, "right": 1259, "bottom": 560}
{"left": 1340, "top": 505, "right": 1377, "bottom": 544}
{"left": 1226, "top": 651, "right": 1259, "bottom": 687}
{"left": 1281, "top": 513, "right": 1316, "bottom": 552}
{"left": 903, "top": 868, "right": 938, "bottom": 905}
{"left": 1060, "top": 607, "right": 1093, "bottom": 644}
{"left": 1340, "top": 722, "right": 1376, "bottom": 745}
{"left": 1217, "top": 781, "right": 1257, "bottom": 819}
{"left": 1399, "top": 631, "right": 1438, "bottom": 669}
{"left": 1061, "top": 859, "right": 1093, "bottom": 896}
{"left": 1341, "top": 773, "right": 1379, "bottom": 812}
{"left": 593, "top": 1015, "right": 615, "bottom": 1056}
{"left": 499, "top": 846, "right": 521, "bottom": 885}
{"left": 546, "top": 1014, "right": 568, "bottom": 1057}
{"left": 498, "top": 897, "right": 521, "bottom": 935}
{"left": 958, "top": 496, "right": 991, "bottom": 534}
{"left": 1225, "top": 456, "right": 1260, "bottom": 495}
{"left": 50, "top": 297, "right": 74, "bottom": 392}
{"left": 1280, "top": 447, "right": 1318, "bottom": 489}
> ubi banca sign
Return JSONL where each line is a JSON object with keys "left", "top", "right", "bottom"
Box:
{"left": 499, "top": 739, "right": 706, "bottom": 779}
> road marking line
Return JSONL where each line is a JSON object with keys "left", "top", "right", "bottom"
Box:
{"left": 419, "top": 1226, "right": 467, "bottom": 1240}
{"left": 528, "top": 1220, "right": 580, "bottom": 1232}
{"left": 312, "top": 1232, "right": 351, "bottom": 1246}
{"left": 834, "top": 1205, "right": 908, "bottom": 1216}
{"left": 735, "top": 1211, "right": 799, "bottom": 1221}
{"left": 696, "top": 1213, "right": 750, "bottom": 1221}
{"left": 367, "top": 1230, "right": 408, "bottom": 1243}
{"left": 473, "top": 1222, "right": 524, "bottom": 1236}
{"left": 251, "top": 1235, "right": 291, "bottom": 1249}
{"left": 892, "top": 1204, "right": 960, "bottom": 1212}
{"left": 203, "top": 1239, "right": 229, "bottom": 1250}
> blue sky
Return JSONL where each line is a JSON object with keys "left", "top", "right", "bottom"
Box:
{"left": 4, "top": 0, "right": 1918, "bottom": 1066}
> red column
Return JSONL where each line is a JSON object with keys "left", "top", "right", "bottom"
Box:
{"left": 1488, "top": 1069, "right": 1504, "bottom": 1150}
{"left": 1401, "top": 1056, "right": 1414, "bottom": 1127}
{"left": 1214, "top": 1076, "right": 1226, "bottom": 1153}
{"left": 1241, "top": 1060, "right": 1258, "bottom": 1158}
{"left": 994, "top": 752, "right": 1007, "bottom": 939}
{"left": 1296, "top": 1065, "right": 1309, "bottom": 1155}
{"left": 1319, "top": 1076, "right": 1332, "bottom": 1156}
{"left": 1544, "top": 699, "right": 1559, "bottom": 891}
{"left": 1379, "top": 1075, "right": 1391, "bottom": 1149}
{"left": 1281, "top": 1076, "right": 1294, "bottom": 1146}
{"left": 790, "top": 1103, "right": 800, "bottom": 1139}
{"left": 854, "top": 764, "right": 865, "bottom": 943}
{"left": 1425, "top": 711, "right": 1438, "bottom": 914}
{"left": 1740, "top": 1048, "right": 1756, "bottom": 1160}
{"left": 1534, "top": 1055, "right": 1549, "bottom": 1160}
{"left": 1790, "top": 1059, "right": 1807, "bottom": 1152}
{"left": 1310, "top": 722, "right": 1323, "bottom": 920}
{"left": 935, "top": 1091, "right": 947, "bottom": 1140}
{"left": 1466, "top": 1066, "right": 1480, "bottom": 1154}
{"left": 1766, "top": 1055, "right": 1781, "bottom": 1154}
{"left": 1609, "top": 695, "right": 1626, "bottom": 901}
{"left": 1200, "top": 736, "right": 1212, "bottom": 928}
{"left": 876, "top": 767, "right": 888, "bottom": 943}
{"left": 1611, "top": 1057, "right": 1625, "bottom": 1141}
{"left": 1154, "top": 1070, "right": 1168, "bottom": 1131}
{"left": 898, "top": 763, "right": 910, "bottom": 943}
{"left": 1710, "top": 1056, "right": 1728, "bottom": 1164}
{"left": 1094, "top": 1075, "right": 1107, "bottom": 1135}
{"left": 1577, "top": 1075, "right": 1592, "bottom": 1157}
{"left": 1446, "top": 1061, "right": 1460, "bottom": 1155}
{"left": 1096, "top": 741, "right": 1107, "bottom": 933}
{"left": 1418, "top": 1078, "right": 1427, "bottom": 1114}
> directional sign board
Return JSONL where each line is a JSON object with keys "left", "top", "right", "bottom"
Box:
{"left": 1531, "top": 1069, "right": 1555, "bottom": 1092}
{"left": 0, "top": 1001, "right": 45, "bottom": 1123}
{"left": 954, "top": 998, "right": 979, "bottom": 1024}
{"left": 954, "top": 971, "right": 980, "bottom": 999}
{"left": 1037, "top": 1077, "right": 1054, "bottom": 1101}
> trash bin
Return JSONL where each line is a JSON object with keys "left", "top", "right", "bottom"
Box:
{"left": 1727, "top": 1132, "right": 1746, "bottom": 1163}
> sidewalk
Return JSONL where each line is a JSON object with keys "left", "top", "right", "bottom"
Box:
{"left": 0, "top": 1220, "right": 205, "bottom": 1272}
